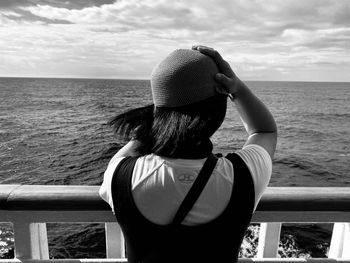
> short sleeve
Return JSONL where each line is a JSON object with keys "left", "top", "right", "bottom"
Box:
{"left": 227, "top": 144, "right": 272, "bottom": 211}
{"left": 99, "top": 154, "right": 126, "bottom": 213}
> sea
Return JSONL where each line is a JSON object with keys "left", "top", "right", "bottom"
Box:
{"left": 0, "top": 78, "right": 350, "bottom": 258}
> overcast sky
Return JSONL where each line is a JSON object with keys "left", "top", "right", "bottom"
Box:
{"left": 0, "top": 0, "right": 350, "bottom": 81}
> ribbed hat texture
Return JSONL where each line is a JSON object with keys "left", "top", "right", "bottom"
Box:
{"left": 151, "top": 49, "right": 219, "bottom": 107}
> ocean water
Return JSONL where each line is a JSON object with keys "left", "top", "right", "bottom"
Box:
{"left": 0, "top": 78, "right": 350, "bottom": 258}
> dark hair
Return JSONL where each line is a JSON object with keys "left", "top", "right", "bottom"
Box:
{"left": 109, "top": 95, "right": 227, "bottom": 158}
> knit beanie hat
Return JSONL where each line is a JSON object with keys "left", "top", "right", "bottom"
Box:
{"left": 151, "top": 49, "right": 219, "bottom": 107}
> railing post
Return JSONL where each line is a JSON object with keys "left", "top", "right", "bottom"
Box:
{"left": 257, "top": 222, "right": 281, "bottom": 258}
{"left": 105, "top": 222, "right": 125, "bottom": 258}
{"left": 329, "top": 222, "right": 350, "bottom": 258}
{"left": 12, "top": 221, "right": 49, "bottom": 260}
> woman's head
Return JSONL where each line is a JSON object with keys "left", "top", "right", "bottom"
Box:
{"left": 110, "top": 48, "right": 227, "bottom": 158}
{"left": 151, "top": 49, "right": 221, "bottom": 107}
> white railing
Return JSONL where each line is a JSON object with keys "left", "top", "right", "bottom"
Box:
{"left": 1, "top": 185, "right": 350, "bottom": 263}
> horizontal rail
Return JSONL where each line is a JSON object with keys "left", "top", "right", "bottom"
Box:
{"left": 1, "top": 210, "right": 350, "bottom": 223}
{"left": 2, "top": 185, "right": 350, "bottom": 212}
{"left": 1, "top": 185, "right": 350, "bottom": 261}
{"left": 0, "top": 185, "right": 110, "bottom": 211}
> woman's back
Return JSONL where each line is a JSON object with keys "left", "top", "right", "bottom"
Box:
{"left": 110, "top": 153, "right": 254, "bottom": 262}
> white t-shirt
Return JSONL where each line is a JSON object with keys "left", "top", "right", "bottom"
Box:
{"left": 99, "top": 144, "right": 272, "bottom": 226}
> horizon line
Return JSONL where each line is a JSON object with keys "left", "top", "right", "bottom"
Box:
{"left": 0, "top": 76, "right": 349, "bottom": 83}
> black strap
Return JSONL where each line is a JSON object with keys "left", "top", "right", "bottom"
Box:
{"left": 172, "top": 154, "right": 218, "bottom": 225}
{"left": 111, "top": 156, "right": 138, "bottom": 205}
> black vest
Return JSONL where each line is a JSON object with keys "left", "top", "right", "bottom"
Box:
{"left": 111, "top": 153, "right": 255, "bottom": 263}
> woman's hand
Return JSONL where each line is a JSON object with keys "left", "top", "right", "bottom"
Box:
{"left": 192, "top": 45, "right": 243, "bottom": 98}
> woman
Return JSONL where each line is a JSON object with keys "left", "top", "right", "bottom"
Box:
{"left": 99, "top": 45, "right": 277, "bottom": 262}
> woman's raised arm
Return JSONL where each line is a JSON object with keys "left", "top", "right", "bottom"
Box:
{"left": 193, "top": 45, "right": 277, "bottom": 159}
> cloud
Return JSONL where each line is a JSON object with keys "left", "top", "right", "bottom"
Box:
{"left": 282, "top": 27, "right": 350, "bottom": 50}
{"left": 0, "top": 0, "right": 116, "bottom": 10}
{"left": 0, "top": 0, "right": 350, "bottom": 80}
{"left": 20, "top": 0, "right": 350, "bottom": 46}
{"left": 1, "top": 9, "right": 72, "bottom": 24}
{"left": 0, "top": 0, "right": 116, "bottom": 24}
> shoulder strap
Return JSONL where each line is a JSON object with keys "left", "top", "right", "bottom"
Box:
{"left": 172, "top": 154, "right": 218, "bottom": 225}
{"left": 226, "top": 152, "right": 255, "bottom": 213}
{"left": 111, "top": 156, "right": 139, "bottom": 218}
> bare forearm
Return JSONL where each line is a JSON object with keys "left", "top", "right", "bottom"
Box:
{"left": 234, "top": 80, "right": 277, "bottom": 135}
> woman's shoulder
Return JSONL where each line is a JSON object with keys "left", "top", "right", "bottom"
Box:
{"left": 225, "top": 144, "right": 272, "bottom": 211}
{"left": 224, "top": 144, "right": 272, "bottom": 170}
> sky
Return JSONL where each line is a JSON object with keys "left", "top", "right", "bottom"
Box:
{"left": 0, "top": 0, "right": 350, "bottom": 81}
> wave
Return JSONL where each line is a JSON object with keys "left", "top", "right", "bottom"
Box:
{"left": 300, "top": 112, "right": 350, "bottom": 121}
{"left": 276, "top": 155, "right": 342, "bottom": 177}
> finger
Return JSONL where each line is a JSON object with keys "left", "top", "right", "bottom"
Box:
{"left": 192, "top": 45, "right": 214, "bottom": 51}
{"left": 193, "top": 46, "right": 234, "bottom": 77}
{"left": 220, "top": 60, "right": 235, "bottom": 78}
{"left": 196, "top": 47, "right": 228, "bottom": 73}
{"left": 192, "top": 45, "right": 222, "bottom": 63}
{"left": 197, "top": 47, "right": 223, "bottom": 61}
{"left": 215, "top": 73, "right": 234, "bottom": 87}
